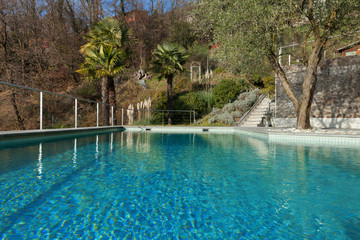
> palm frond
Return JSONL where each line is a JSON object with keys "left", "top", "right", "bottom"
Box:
{"left": 151, "top": 42, "right": 189, "bottom": 79}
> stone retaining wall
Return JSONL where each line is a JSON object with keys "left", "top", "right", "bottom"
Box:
{"left": 275, "top": 55, "right": 360, "bottom": 128}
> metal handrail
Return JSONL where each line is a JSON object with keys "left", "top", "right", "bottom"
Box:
{"left": 0, "top": 80, "right": 197, "bottom": 129}
{"left": 1, "top": 81, "right": 198, "bottom": 112}
{"left": 236, "top": 94, "right": 266, "bottom": 127}
{"left": 0, "top": 80, "right": 104, "bottom": 105}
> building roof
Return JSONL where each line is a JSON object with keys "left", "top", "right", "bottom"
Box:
{"left": 337, "top": 40, "right": 360, "bottom": 52}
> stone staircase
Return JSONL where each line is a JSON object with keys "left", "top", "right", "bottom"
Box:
{"left": 238, "top": 97, "right": 272, "bottom": 127}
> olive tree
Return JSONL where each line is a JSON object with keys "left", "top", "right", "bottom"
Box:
{"left": 194, "top": 0, "right": 360, "bottom": 129}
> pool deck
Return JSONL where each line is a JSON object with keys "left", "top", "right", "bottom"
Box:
{"left": 0, "top": 126, "right": 125, "bottom": 142}
{"left": 1, "top": 125, "right": 360, "bottom": 146}
{"left": 238, "top": 127, "right": 360, "bottom": 138}
{"left": 236, "top": 127, "right": 360, "bottom": 146}
{"left": 124, "top": 125, "right": 360, "bottom": 136}
{"left": 124, "top": 125, "right": 360, "bottom": 146}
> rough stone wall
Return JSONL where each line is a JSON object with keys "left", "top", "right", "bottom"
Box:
{"left": 275, "top": 55, "right": 360, "bottom": 128}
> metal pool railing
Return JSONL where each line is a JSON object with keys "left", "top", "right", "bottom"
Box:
{"left": 0, "top": 81, "right": 196, "bottom": 131}
{"left": 120, "top": 108, "right": 196, "bottom": 126}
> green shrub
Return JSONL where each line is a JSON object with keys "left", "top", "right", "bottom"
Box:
{"left": 261, "top": 76, "right": 275, "bottom": 98}
{"left": 213, "top": 68, "right": 225, "bottom": 74}
{"left": 176, "top": 92, "right": 207, "bottom": 115}
{"left": 152, "top": 91, "right": 167, "bottom": 110}
{"left": 208, "top": 88, "right": 260, "bottom": 125}
{"left": 251, "top": 75, "right": 264, "bottom": 88}
{"left": 213, "top": 79, "right": 244, "bottom": 108}
{"left": 223, "top": 102, "right": 236, "bottom": 112}
{"left": 150, "top": 91, "right": 207, "bottom": 124}
{"left": 198, "top": 91, "right": 214, "bottom": 110}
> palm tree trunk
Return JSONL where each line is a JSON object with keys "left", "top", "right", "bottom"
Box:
{"left": 101, "top": 77, "right": 110, "bottom": 126}
{"left": 109, "top": 78, "right": 117, "bottom": 125}
{"left": 166, "top": 75, "right": 173, "bottom": 125}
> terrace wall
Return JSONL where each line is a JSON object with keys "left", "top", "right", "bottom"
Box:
{"left": 275, "top": 55, "right": 360, "bottom": 128}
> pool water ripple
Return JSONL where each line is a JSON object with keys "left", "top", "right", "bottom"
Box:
{"left": 0, "top": 132, "right": 360, "bottom": 239}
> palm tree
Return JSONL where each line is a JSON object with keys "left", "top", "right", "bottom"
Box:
{"left": 77, "top": 17, "right": 130, "bottom": 125}
{"left": 151, "top": 43, "right": 189, "bottom": 124}
{"left": 77, "top": 44, "right": 126, "bottom": 126}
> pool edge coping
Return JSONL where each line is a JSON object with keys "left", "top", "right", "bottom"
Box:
{"left": 1, "top": 125, "right": 360, "bottom": 145}
{"left": 0, "top": 126, "right": 125, "bottom": 141}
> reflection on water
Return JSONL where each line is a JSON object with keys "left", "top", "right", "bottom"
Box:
{"left": 0, "top": 131, "right": 360, "bottom": 239}
{"left": 73, "top": 138, "right": 77, "bottom": 168}
{"left": 37, "top": 143, "right": 43, "bottom": 179}
{"left": 95, "top": 135, "right": 99, "bottom": 160}
{"left": 123, "top": 131, "right": 152, "bottom": 153}
{"left": 110, "top": 133, "right": 113, "bottom": 152}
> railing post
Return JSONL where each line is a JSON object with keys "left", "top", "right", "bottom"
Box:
{"left": 111, "top": 106, "right": 114, "bottom": 126}
{"left": 96, "top": 103, "right": 99, "bottom": 127}
{"left": 40, "top": 92, "right": 43, "bottom": 130}
{"left": 75, "top": 99, "right": 77, "bottom": 128}
{"left": 122, "top": 108, "right": 124, "bottom": 126}
{"left": 289, "top": 55, "right": 291, "bottom": 65}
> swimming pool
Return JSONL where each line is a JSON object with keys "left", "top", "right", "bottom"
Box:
{"left": 1, "top": 131, "right": 360, "bottom": 239}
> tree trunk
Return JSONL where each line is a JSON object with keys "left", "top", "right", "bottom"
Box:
{"left": 296, "top": 74, "right": 317, "bottom": 129}
{"left": 109, "top": 78, "right": 117, "bottom": 125}
{"left": 101, "top": 77, "right": 110, "bottom": 126}
{"left": 120, "top": 0, "right": 126, "bottom": 19}
{"left": 296, "top": 39, "right": 324, "bottom": 129}
{"left": 267, "top": 39, "right": 324, "bottom": 130}
{"left": 166, "top": 75, "right": 173, "bottom": 125}
{"left": 10, "top": 91, "right": 25, "bottom": 130}
{"left": 4, "top": 65, "right": 25, "bottom": 130}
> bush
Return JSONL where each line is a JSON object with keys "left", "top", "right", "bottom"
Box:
{"left": 152, "top": 91, "right": 167, "bottom": 110}
{"left": 176, "top": 92, "right": 207, "bottom": 116}
{"left": 251, "top": 75, "right": 264, "bottom": 88}
{"left": 261, "top": 76, "right": 275, "bottom": 98}
{"left": 208, "top": 88, "right": 260, "bottom": 125}
{"left": 210, "top": 108, "right": 221, "bottom": 117}
{"left": 213, "top": 79, "right": 245, "bottom": 108}
{"left": 223, "top": 102, "right": 236, "bottom": 112}
{"left": 150, "top": 91, "right": 167, "bottom": 124}
{"left": 198, "top": 90, "right": 215, "bottom": 111}
{"left": 150, "top": 91, "right": 208, "bottom": 124}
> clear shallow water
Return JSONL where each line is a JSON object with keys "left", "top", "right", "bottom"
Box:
{"left": 0, "top": 132, "right": 360, "bottom": 239}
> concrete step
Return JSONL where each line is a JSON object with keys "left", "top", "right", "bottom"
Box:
{"left": 244, "top": 120, "right": 261, "bottom": 124}
{"left": 239, "top": 97, "right": 272, "bottom": 127}
{"left": 245, "top": 118, "right": 261, "bottom": 123}
{"left": 248, "top": 112, "right": 266, "bottom": 116}
{"left": 246, "top": 114, "right": 266, "bottom": 119}
{"left": 241, "top": 124, "right": 259, "bottom": 127}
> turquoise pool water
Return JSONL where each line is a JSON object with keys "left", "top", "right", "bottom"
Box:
{"left": 0, "top": 131, "right": 360, "bottom": 239}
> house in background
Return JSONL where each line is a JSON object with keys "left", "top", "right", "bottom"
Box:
{"left": 125, "top": 10, "right": 149, "bottom": 24}
{"left": 337, "top": 41, "right": 360, "bottom": 57}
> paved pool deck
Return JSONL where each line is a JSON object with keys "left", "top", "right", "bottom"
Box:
{"left": 238, "top": 127, "right": 360, "bottom": 137}
{"left": 1, "top": 126, "right": 360, "bottom": 146}
{"left": 0, "top": 126, "right": 125, "bottom": 142}
{"left": 124, "top": 126, "right": 360, "bottom": 146}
